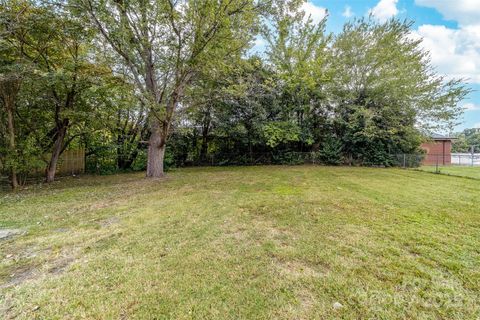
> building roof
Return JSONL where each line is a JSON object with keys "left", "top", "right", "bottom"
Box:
{"left": 430, "top": 133, "right": 456, "bottom": 140}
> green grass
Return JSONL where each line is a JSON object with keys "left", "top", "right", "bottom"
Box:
{"left": 1, "top": 166, "right": 479, "bottom": 319}
{"left": 419, "top": 165, "right": 480, "bottom": 179}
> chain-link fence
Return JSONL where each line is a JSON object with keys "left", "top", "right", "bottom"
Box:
{"left": 85, "top": 151, "right": 480, "bottom": 170}
{"left": 391, "top": 154, "right": 425, "bottom": 168}
{"left": 4, "top": 150, "right": 480, "bottom": 189}
{"left": 393, "top": 153, "right": 480, "bottom": 179}
{"left": 393, "top": 153, "right": 480, "bottom": 168}
{"left": 450, "top": 153, "right": 480, "bottom": 166}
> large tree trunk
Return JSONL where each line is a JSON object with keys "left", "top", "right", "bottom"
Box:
{"left": 146, "top": 122, "right": 166, "bottom": 177}
{"left": 45, "top": 119, "right": 69, "bottom": 183}
{"left": 6, "top": 103, "right": 18, "bottom": 189}
{"left": 144, "top": 68, "right": 190, "bottom": 178}
{"left": 145, "top": 80, "right": 188, "bottom": 177}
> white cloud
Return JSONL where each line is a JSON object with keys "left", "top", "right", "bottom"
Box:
{"left": 301, "top": 1, "right": 327, "bottom": 24}
{"left": 342, "top": 5, "right": 354, "bottom": 18}
{"left": 463, "top": 103, "right": 480, "bottom": 111}
{"left": 368, "top": 0, "right": 399, "bottom": 22}
{"left": 413, "top": 0, "right": 480, "bottom": 83}
{"left": 412, "top": 23, "right": 480, "bottom": 84}
{"left": 415, "top": 0, "right": 480, "bottom": 26}
{"left": 414, "top": 0, "right": 480, "bottom": 124}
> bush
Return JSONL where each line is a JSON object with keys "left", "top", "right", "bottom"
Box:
{"left": 318, "top": 137, "right": 343, "bottom": 165}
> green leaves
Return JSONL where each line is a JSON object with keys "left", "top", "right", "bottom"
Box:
{"left": 0, "top": 1, "right": 473, "bottom": 180}
{"left": 263, "top": 121, "right": 300, "bottom": 148}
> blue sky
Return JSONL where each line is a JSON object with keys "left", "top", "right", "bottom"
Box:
{"left": 257, "top": 0, "right": 480, "bottom": 132}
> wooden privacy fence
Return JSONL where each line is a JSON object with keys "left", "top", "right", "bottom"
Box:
{"left": 1, "top": 148, "right": 85, "bottom": 186}
{"left": 31, "top": 149, "right": 85, "bottom": 176}
{"left": 55, "top": 148, "right": 85, "bottom": 175}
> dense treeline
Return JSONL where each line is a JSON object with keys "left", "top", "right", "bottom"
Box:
{"left": 0, "top": 0, "right": 469, "bottom": 188}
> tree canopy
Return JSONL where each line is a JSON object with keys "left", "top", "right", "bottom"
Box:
{"left": 0, "top": 0, "right": 471, "bottom": 188}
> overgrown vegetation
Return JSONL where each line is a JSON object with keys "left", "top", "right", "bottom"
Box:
{"left": 0, "top": 0, "right": 469, "bottom": 188}
{"left": 1, "top": 166, "right": 479, "bottom": 319}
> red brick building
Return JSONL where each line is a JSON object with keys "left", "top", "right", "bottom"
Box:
{"left": 420, "top": 134, "right": 454, "bottom": 165}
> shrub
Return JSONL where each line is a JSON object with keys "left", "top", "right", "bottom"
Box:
{"left": 318, "top": 137, "right": 343, "bottom": 165}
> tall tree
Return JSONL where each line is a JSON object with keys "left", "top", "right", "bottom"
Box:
{"left": 41, "top": 8, "right": 100, "bottom": 182}
{"left": 77, "top": 0, "right": 260, "bottom": 177}
{"left": 263, "top": 1, "right": 331, "bottom": 150}
{"left": 328, "top": 18, "right": 469, "bottom": 164}
{"left": 2, "top": 1, "right": 106, "bottom": 182}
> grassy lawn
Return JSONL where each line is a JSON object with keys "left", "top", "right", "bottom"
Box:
{"left": 1, "top": 166, "right": 479, "bottom": 319}
{"left": 419, "top": 165, "right": 480, "bottom": 179}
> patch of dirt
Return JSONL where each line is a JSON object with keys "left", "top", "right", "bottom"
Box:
{"left": 0, "top": 266, "right": 38, "bottom": 289}
{"left": 0, "top": 229, "right": 24, "bottom": 241}
{"left": 4, "top": 246, "right": 52, "bottom": 261}
{"left": 48, "top": 257, "right": 75, "bottom": 275}
{"left": 0, "top": 250, "right": 77, "bottom": 289}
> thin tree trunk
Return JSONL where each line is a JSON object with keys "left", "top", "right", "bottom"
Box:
{"left": 6, "top": 103, "right": 18, "bottom": 189}
{"left": 120, "top": 126, "right": 147, "bottom": 170}
{"left": 200, "top": 135, "right": 208, "bottom": 163}
{"left": 116, "top": 134, "right": 126, "bottom": 170}
{"left": 1, "top": 79, "right": 20, "bottom": 189}
{"left": 45, "top": 120, "right": 68, "bottom": 183}
{"left": 200, "top": 119, "right": 210, "bottom": 163}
